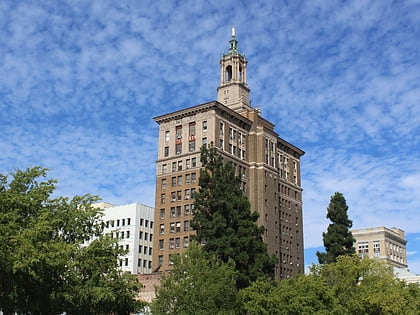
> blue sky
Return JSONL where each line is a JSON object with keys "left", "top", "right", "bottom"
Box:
{"left": 1, "top": 0, "right": 419, "bottom": 273}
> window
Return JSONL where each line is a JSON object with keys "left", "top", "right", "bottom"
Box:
{"left": 172, "top": 162, "right": 177, "bottom": 172}
{"left": 176, "top": 143, "right": 182, "bottom": 155}
{"left": 165, "top": 130, "right": 170, "bottom": 142}
{"left": 149, "top": 233, "right": 153, "bottom": 242}
{"left": 202, "top": 120, "right": 208, "bottom": 131}
{"left": 159, "top": 255, "right": 163, "bottom": 265}
{"left": 183, "top": 236, "right": 189, "bottom": 248}
{"left": 184, "top": 204, "right": 190, "bottom": 216}
{"left": 150, "top": 222, "right": 154, "bottom": 229}
{"left": 144, "top": 246, "right": 148, "bottom": 254}
{"left": 139, "top": 245, "right": 142, "bottom": 253}
{"left": 176, "top": 222, "right": 181, "bottom": 233}
{"left": 171, "top": 176, "right": 176, "bottom": 187}
{"left": 219, "top": 139, "right": 224, "bottom": 149}
{"left": 229, "top": 127, "right": 233, "bottom": 139}
{"left": 160, "top": 193, "right": 166, "bottom": 204}
{"left": 162, "top": 163, "right": 167, "bottom": 174}
{"left": 185, "top": 189, "right": 190, "bottom": 199}
{"left": 171, "top": 192, "right": 176, "bottom": 202}
{"left": 125, "top": 258, "right": 129, "bottom": 266}
{"left": 191, "top": 188, "right": 196, "bottom": 199}
{"left": 149, "top": 247, "right": 152, "bottom": 256}
{"left": 144, "top": 232, "right": 148, "bottom": 240}
{"left": 122, "top": 219, "right": 125, "bottom": 226}
{"left": 160, "top": 224, "right": 165, "bottom": 234}
{"left": 176, "top": 125, "right": 182, "bottom": 139}
{"left": 178, "top": 161, "right": 182, "bottom": 171}
{"left": 140, "top": 219, "right": 144, "bottom": 226}
{"left": 184, "top": 220, "right": 190, "bottom": 232}
{"left": 186, "top": 159, "right": 191, "bottom": 169}
{"left": 160, "top": 209, "right": 165, "bottom": 219}
{"left": 161, "top": 178, "right": 167, "bottom": 189}
{"left": 164, "top": 146, "right": 169, "bottom": 157}
{"left": 191, "top": 173, "right": 197, "bottom": 183}
{"left": 176, "top": 206, "right": 182, "bottom": 217}
{"left": 175, "top": 237, "right": 181, "bottom": 248}
{"left": 127, "top": 218, "right": 131, "bottom": 225}
{"left": 192, "top": 157, "right": 197, "bottom": 167}
{"left": 185, "top": 174, "right": 191, "bottom": 184}
{"left": 126, "top": 230, "right": 130, "bottom": 238}
{"left": 177, "top": 175, "right": 183, "bottom": 186}
{"left": 170, "top": 207, "right": 176, "bottom": 217}
{"left": 125, "top": 244, "right": 129, "bottom": 251}
{"left": 116, "top": 220, "right": 120, "bottom": 227}
{"left": 169, "top": 238, "right": 175, "bottom": 249}
{"left": 170, "top": 222, "right": 175, "bottom": 233}
{"left": 139, "top": 231, "right": 143, "bottom": 239}
{"left": 202, "top": 137, "right": 207, "bottom": 147}
{"left": 145, "top": 220, "right": 148, "bottom": 227}
{"left": 177, "top": 190, "right": 182, "bottom": 201}
{"left": 189, "top": 122, "right": 196, "bottom": 136}
{"left": 189, "top": 140, "right": 196, "bottom": 152}
{"left": 220, "top": 122, "right": 224, "bottom": 134}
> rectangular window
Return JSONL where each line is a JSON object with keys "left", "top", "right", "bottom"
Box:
{"left": 159, "top": 255, "right": 163, "bottom": 265}
{"left": 176, "top": 143, "right": 182, "bottom": 155}
{"left": 219, "top": 139, "right": 224, "bottom": 149}
{"left": 160, "top": 193, "right": 166, "bottom": 204}
{"left": 171, "top": 176, "right": 176, "bottom": 187}
{"left": 170, "top": 207, "right": 176, "bottom": 217}
{"left": 189, "top": 140, "right": 196, "bottom": 152}
{"left": 171, "top": 192, "right": 176, "bottom": 202}
{"left": 145, "top": 220, "right": 148, "bottom": 228}
{"left": 160, "top": 224, "right": 165, "bottom": 234}
{"left": 125, "top": 258, "right": 129, "bottom": 266}
{"left": 220, "top": 122, "right": 224, "bottom": 134}
{"left": 162, "top": 163, "right": 167, "bottom": 174}
{"left": 160, "top": 209, "right": 165, "bottom": 219}
{"left": 191, "top": 188, "right": 196, "bottom": 199}
{"left": 127, "top": 218, "right": 131, "bottom": 225}
{"left": 178, "top": 161, "right": 183, "bottom": 171}
{"left": 189, "top": 122, "right": 196, "bottom": 136}
{"left": 172, "top": 162, "right": 177, "bottom": 172}
{"left": 176, "top": 125, "right": 182, "bottom": 139}
{"left": 170, "top": 223, "right": 175, "bottom": 233}
{"left": 202, "top": 120, "right": 208, "bottom": 131}
{"left": 175, "top": 237, "right": 181, "bottom": 248}
{"left": 183, "top": 236, "right": 189, "bottom": 248}
{"left": 126, "top": 230, "right": 130, "bottom": 238}
{"left": 185, "top": 189, "right": 190, "bottom": 199}
{"left": 117, "top": 220, "right": 120, "bottom": 227}
{"left": 177, "top": 190, "right": 182, "bottom": 201}
{"left": 144, "top": 246, "right": 148, "bottom": 254}
{"left": 202, "top": 137, "right": 207, "bottom": 147}
{"left": 161, "top": 178, "right": 167, "bottom": 189}
{"left": 192, "top": 157, "right": 197, "bottom": 167}
{"left": 149, "top": 233, "right": 153, "bottom": 242}
{"left": 191, "top": 173, "right": 197, "bottom": 183}
{"left": 149, "top": 247, "right": 152, "bottom": 256}
{"left": 176, "top": 222, "right": 181, "bottom": 233}
{"left": 176, "top": 206, "right": 182, "bottom": 217}
{"left": 184, "top": 204, "right": 190, "bottom": 216}
{"left": 164, "top": 146, "right": 169, "bottom": 157}
{"left": 159, "top": 240, "right": 164, "bottom": 250}
{"left": 144, "top": 232, "right": 148, "bottom": 240}
{"left": 177, "top": 175, "right": 183, "bottom": 186}
{"left": 122, "top": 219, "right": 125, "bottom": 226}
{"left": 165, "top": 130, "right": 170, "bottom": 142}
{"left": 169, "top": 238, "right": 175, "bottom": 249}
{"left": 186, "top": 159, "right": 191, "bottom": 169}
{"left": 184, "top": 220, "right": 190, "bottom": 232}
{"left": 185, "top": 174, "right": 191, "bottom": 184}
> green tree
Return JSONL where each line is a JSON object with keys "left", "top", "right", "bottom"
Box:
{"left": 240, "top": 255, "right": 420, "bottom": 315}
{"left": 151, "top": 242, "right": 238, "bottom": 315}
{"left": 0, "top": 167, "right": 144, "bottom": 315}
{"left": 191, "top": 145, "right": 276, "bottom": 289}
{"left": 316, "top": 192, "right": 356, "bottom": 264}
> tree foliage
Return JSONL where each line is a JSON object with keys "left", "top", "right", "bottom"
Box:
{"left": 191, "top": 145, "right": 276, "bottom": 289}
{"left": 0, "top": 167, "right": 144, "bottom": 315}
{"left": 316, "top": 192, "right": 356, "bottom": 264}
{"left": 151, "top": 242, "right": 238, "bottom": 315}
{"left": 240, "top": 255, "right": 420, "bottom": 315}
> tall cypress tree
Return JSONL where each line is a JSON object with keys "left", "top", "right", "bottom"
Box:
{"left": 316, "top": 192, "right": 356, "bottom": 264}
{"left": 191, "top": 145, "right": 275, "bottom": 289}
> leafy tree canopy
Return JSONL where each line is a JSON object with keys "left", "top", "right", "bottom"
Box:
{"left": 317, "top": 192, "right": 356, "bottom": 264}
{"left": 151, "top": 242, "right": 238, "bottom": 315}
{"left": 240, "top": 255, "right": 420, "bottom": 315}
{"left": 191, "top": 145, "right": 276, "bottom": 289}
{"left": 0, "top": 167, "right": 144, "bottom": 315}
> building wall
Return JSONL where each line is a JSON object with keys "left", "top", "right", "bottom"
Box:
{"left": 352, "top": 226, "right": 408, "bottom": 268}
{"left": 100, "top": 203, "right": 155, "bottom": 274}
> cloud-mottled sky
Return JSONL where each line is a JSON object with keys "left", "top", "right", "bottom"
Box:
{"left": 1, "top": 0, "right": 419, "bottom": 273}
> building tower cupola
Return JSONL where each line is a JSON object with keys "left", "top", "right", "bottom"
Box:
{"left": 217, "top": 27, "right": 252, "bottom": 112}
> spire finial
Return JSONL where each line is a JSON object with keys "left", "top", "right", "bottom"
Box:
{"left": 231, "top": 26, "right": 236, "bottom": 37}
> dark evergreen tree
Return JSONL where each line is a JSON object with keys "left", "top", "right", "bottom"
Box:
{"left": 316, "top": 192, "right": 356, "bottom": 264}
{"left": 191, "top": 145, "right": 276, "bottom": 289}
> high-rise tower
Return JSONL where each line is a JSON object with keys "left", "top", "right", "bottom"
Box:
{"left": 152, "top": 29, "right": 304, "bottom": 279}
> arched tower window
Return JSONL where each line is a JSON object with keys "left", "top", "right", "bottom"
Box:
{"left": 225, "top": 65, "right": 232, "bottom": 82}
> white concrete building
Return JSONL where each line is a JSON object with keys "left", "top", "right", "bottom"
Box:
{"left": 96, "top": 202, "right": 155, "bottom": 274}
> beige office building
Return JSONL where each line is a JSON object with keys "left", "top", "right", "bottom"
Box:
{"left": 352, "top": 226, "right": 408, "bottom": 268}
{"left": 152, "top": 29, "right": 304, "bottom": 279}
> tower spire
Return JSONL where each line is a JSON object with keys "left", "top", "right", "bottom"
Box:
{"left": 217, "top": 27, "right": 251, "bottom": 112}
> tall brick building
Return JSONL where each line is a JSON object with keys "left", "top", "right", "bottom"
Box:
{"left": 152, "top": 28, "right": 304, "bottom": 279}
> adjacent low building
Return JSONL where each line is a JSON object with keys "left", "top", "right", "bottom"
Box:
{"left": 95, "top": 202, "right": 155, "bottom": 274}
{"left": 352, "top": 226, "right": 408, "bottom": 268}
